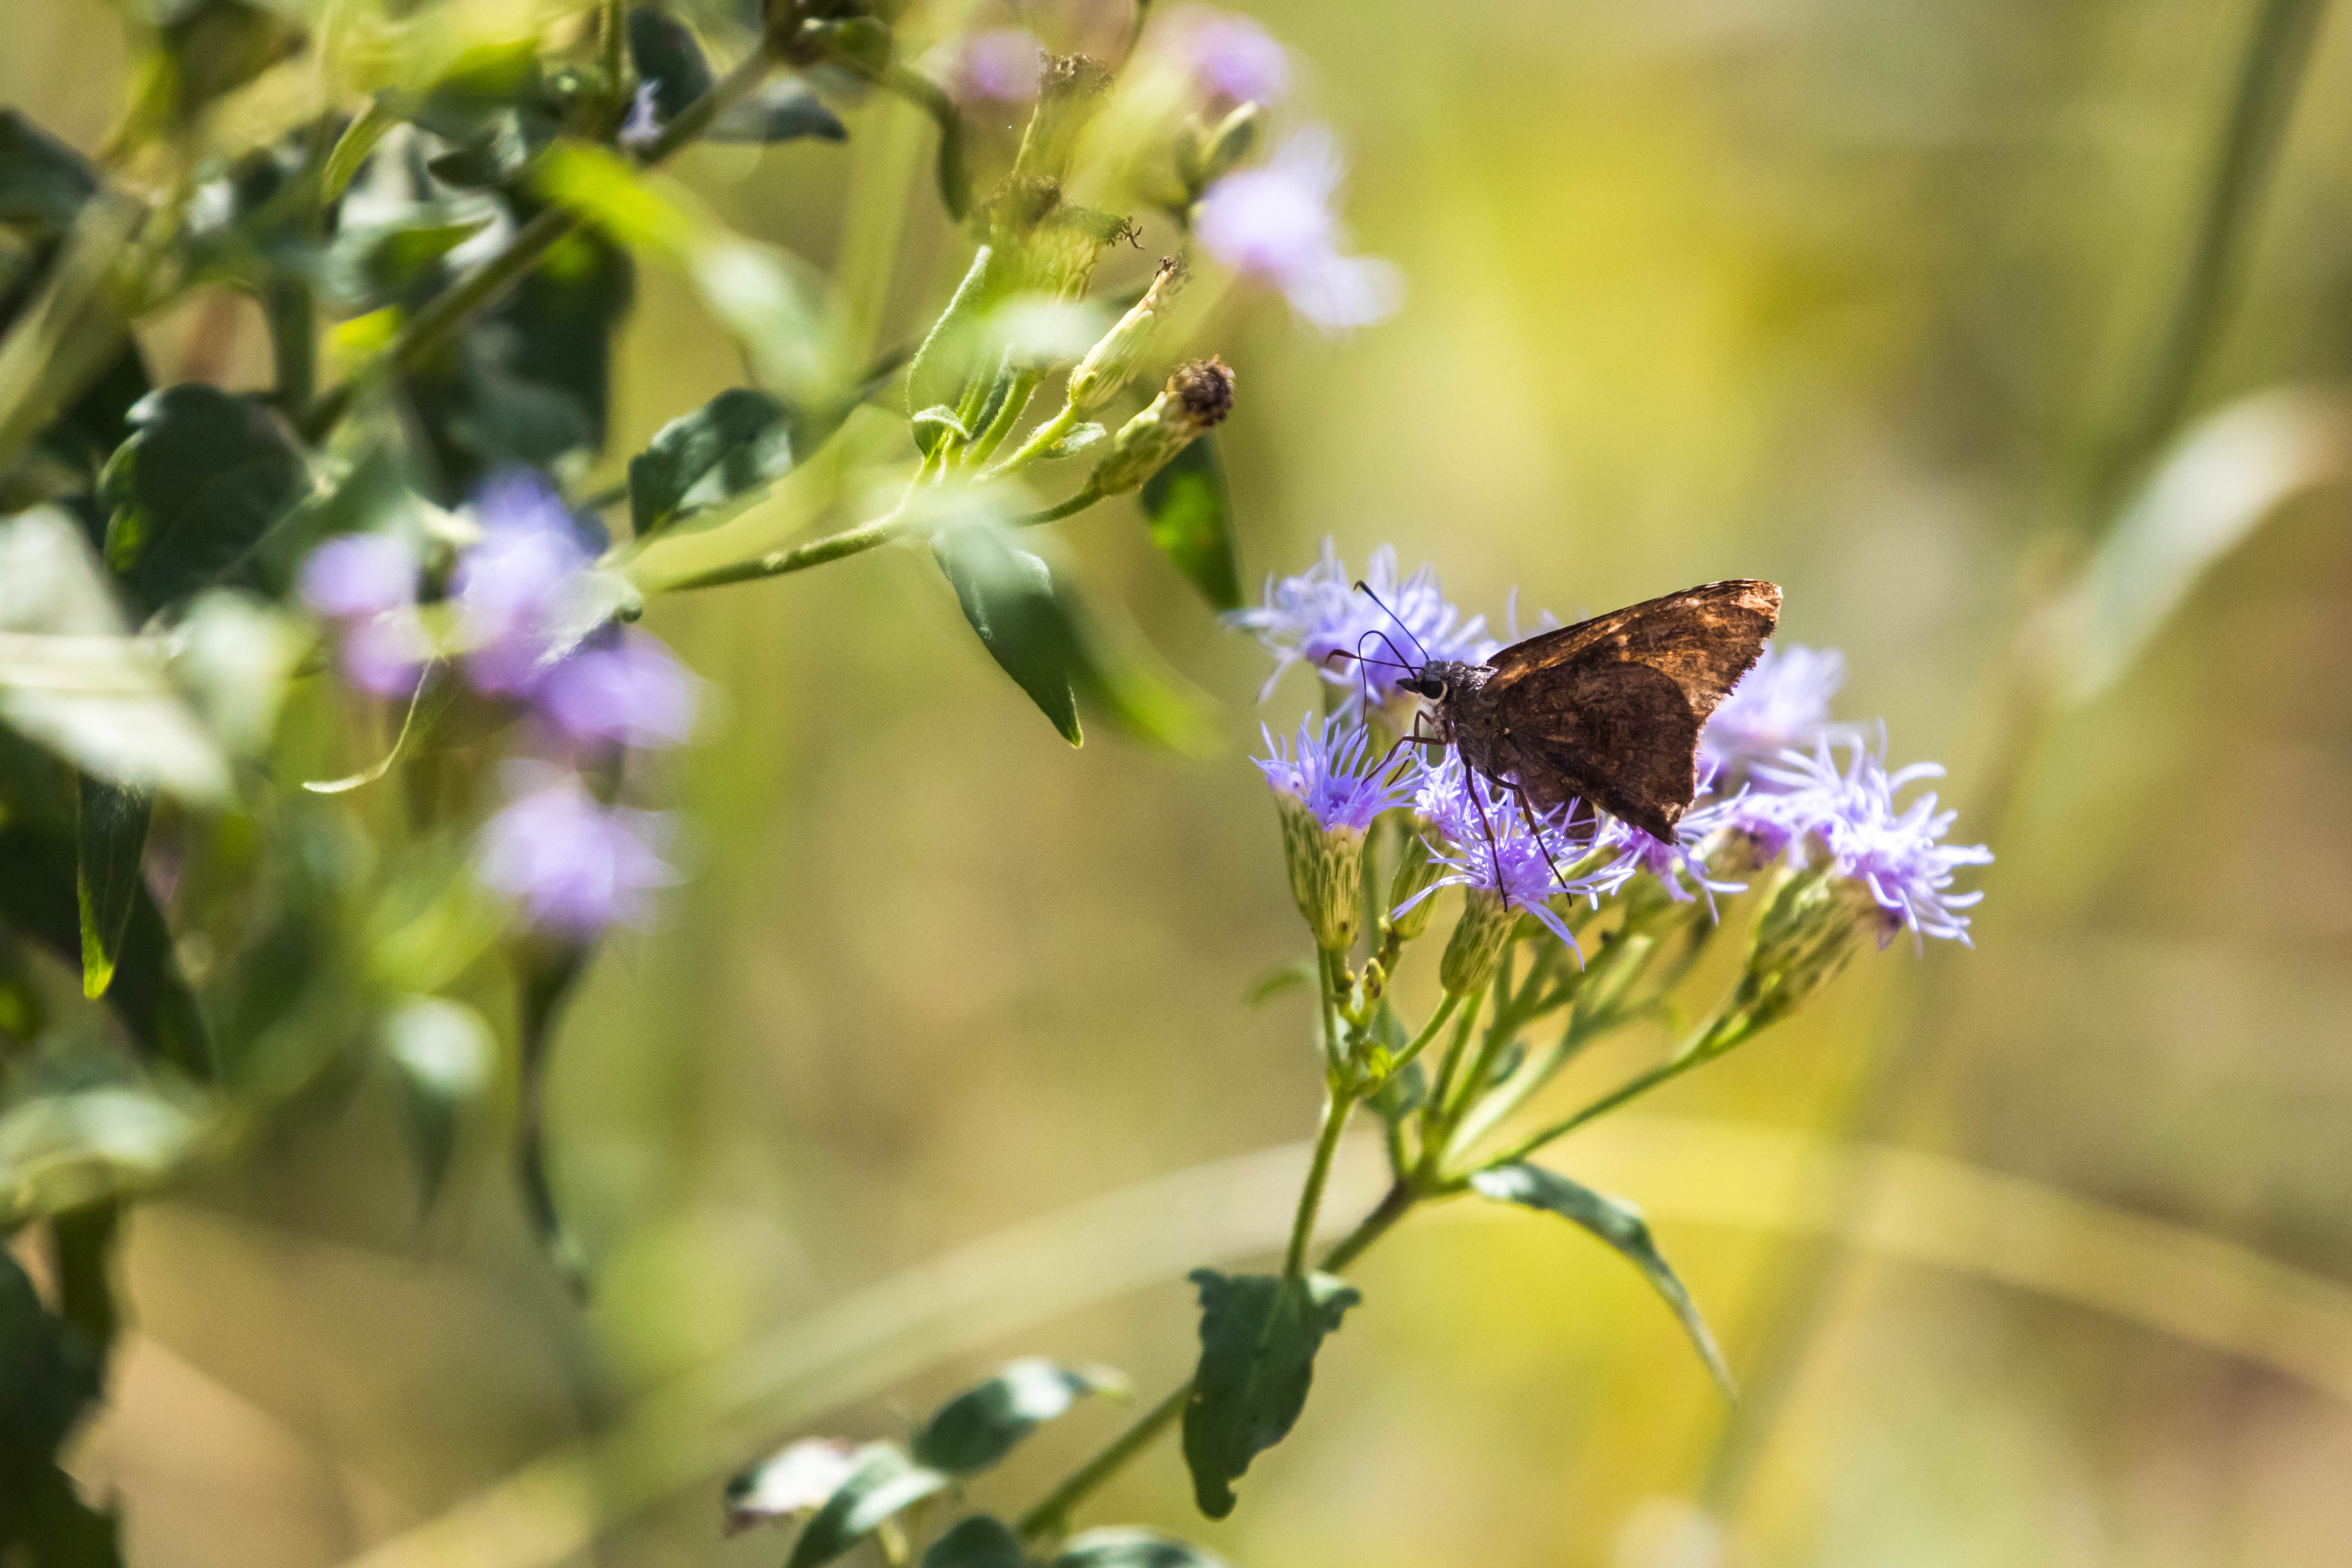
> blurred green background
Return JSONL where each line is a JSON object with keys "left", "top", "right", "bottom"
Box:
{"left": 11, "top": 0, "right": 2352, "bottom": 1564}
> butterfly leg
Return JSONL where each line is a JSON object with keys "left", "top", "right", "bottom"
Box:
{"left": 1499, "top": 776, "right": 1574, "bottom": 897}
{"left": 1463, "top": 768, "right": 1508, "bottom": 893}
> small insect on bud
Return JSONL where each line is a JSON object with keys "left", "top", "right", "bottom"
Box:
{"left": 1066, "top": 257, "right": 1189, "bottom": 413}
{"left": 1089, "top": 356, "right": 1235, "bottom": 495}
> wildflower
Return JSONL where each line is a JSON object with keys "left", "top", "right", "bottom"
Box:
{"left": 947, "top": 29, "right": 1045, "bottom": 104}
{"left": 1594, "top": 790, "right": 1749, "bottom": 911}
{"left": 1258, "top": 713, "right": 1418, "bottom": 952}
{"left": 618, "top": 81, "right": 664, "bottom": 153}
{"left": 725, "top": 1438, "right": 861, "bottom": 1535}
{"left": 1398, "top": 755, "right": 1613, "bottom": 990}
{"left": 1226, "top": 539, "right": 1488, "bottom": 704}
{"left": 537, "top": 628, "right": 700, "bottom": 750}
{"left": 1194, "top": 126, "right": 1402, "bottom": 332}
{"left": 474, "top": 768, "right": 677, "bottom": 937}
{"left": 1751, "top": 738, "right": 1991, "bottom": 948}
{"left": 298, "top": 532, "right": 429, "bottom": 696}
{"left": 452, "top": 471, "right": 591, "bottom": 695}
{"left": 1699, "top": 644, "right": 1847, "bottom": 780}
{"left": 1089, "top": 358, "right": 1234, "bottom": 495}
{"left": 1179, "top": 11, "right": 1289, "bottom": 104}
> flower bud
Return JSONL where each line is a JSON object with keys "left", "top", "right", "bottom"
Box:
{"left": 1066, "top": 257, "right": 1188, "bottom": 412}
{"left": 1688, "top": 867, "right": 1860, "bottom": 1063}
{"left": 1385, "top": 820, "right": 1445, "bottom": 941}
{"left": 1439, "top": 887, "right": 1516, "bottom": 996}
{"left": 1010, "top": 54, "right": 1111, "bottom": 187}
{"left": 1275, "top": 793, "right": 1366, "bottom": 954}
{"left": 1088, "top": 357, "right": 1234, "bottom": 494}
{"left": 1180, "top": 101, "right": 1262, "bottom": 194}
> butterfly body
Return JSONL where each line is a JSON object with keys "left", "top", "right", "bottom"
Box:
{"left": 1402, "top": 580, "right": 1782, "bottom": 842}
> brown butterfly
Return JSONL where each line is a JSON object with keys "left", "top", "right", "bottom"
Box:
{"left": 1353, "top": 580, "right": 1783, "bottom": 847}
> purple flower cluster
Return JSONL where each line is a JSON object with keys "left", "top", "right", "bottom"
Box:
{"left": 1226, "top": 538, "right": 1490, "bottom": 704}
{"left": 1194, "top": 127, "right": 1402, "bottom": 332}
{"left": 1236, "top": 541, "right": 1989, "bottom": 957}
{"left": 1256, "top": 713, "right": 1417, "bottom": 832}
{"left": 1744, "top": 739, "right": 1991, "bottom": 947}
{"left": 299, "top": 470, "right": 702, "bottom": 939}
{"left": 1166, "top": 8, "right": 1290, "bottom": 104}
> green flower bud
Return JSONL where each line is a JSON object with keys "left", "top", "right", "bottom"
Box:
{"left": 1089, "top": 357, "right": 1234, "bottom": 495}
{"left": 1010, "top": 54, "right": 1112, "bottom": 187}
{"left": 1439, "top": 888, "right": 1517, "bottom": 996}
{"left": 1179, "top": 101, "right": 1262, "bottom": 194}
{"left": 1386, "top": 820, "right": 1445, "bottom": 941}
{"left": 1275, "top": 794, "right": 1366, "bottom": 954}
{"left": 1687, "top": 868, "right": 1860, "bottom": 1064}
{"left": 1066, "top": 257, "right": 1188, "bottom": 413}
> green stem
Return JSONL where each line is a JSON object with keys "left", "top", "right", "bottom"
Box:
{"left": 602, "top": 0, "right": 629, "bottom": 115}
{"left": 1319, "top": 1176, "right": 1415, "bottom": 1272}
{"left": 1384, "top": 987, "right": 1464, "bottom": 1081}
{"left": 1017, "top": 1381, "right": 1193, "bottom": 1542}
{"left": 1480, "top": 1010, "right": 1747, "bottom": 1172}
{"left": 295, "top": 38, "right": 779, "bottom": 443}
{"left": 647, "top": 484, "right": 1106, "bottom": 593}
{"left": 1284, "top": 1089, "right": 1357, "bottom": 1280}
{"left": 964, "top": 368, "right": 1042, "bottom": 469}
{"left": 982, "top": 399, "right": 1083, "bottom": 480}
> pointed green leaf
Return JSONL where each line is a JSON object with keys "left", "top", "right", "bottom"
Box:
{"left": 907, "top": 246, "right": 999, "bottom": 419}
{"left": 97, "top": 384, "right": 310, "bottom": 614}
{"left": 629, "top": 388, "right": 796, "bottom": 538}
{"left": 1241, "top": 958, "right": 1315, "bottom": 1009}
{"left": 710, "top": 81, "right": 848, "bottom": 145}
{"left": 1053, "top": 1530, "right": 1228, "bottom": 1568}
{"left": 517, "top": 946, "right": 591, "bottom": 1294}
{"left": 1137, "top": 436, "right": 1239, "bottom": 612}
{"left": 934, "top": 525, "right": 1082, "bottom": 745}
{"left": 1469, "top": 1162, "right": 1734, "bottom": 1396}
{"left": 728, "top": 1438, "right": 861, "bottom": 1535}
{"left": 74, "top": 776, "right": 151, "bottom": 1000}
{"left": 1040, "top": 422, "right": 1106, "bottom": 461}
{"left": 785, "top": 1444, "right": 952, "bottom": 1568}
{"left": 1180, "top": 1268, "right": 1361, "bottom": 1519}
{"left": 912, "top": 404, "right": 974, "bottom": 458}
{"left": 47, "top": 1200, "right": 122, "bottom": 1382}
{"left": 920, "top": 1516, "right": 1028, "bottom": 1568}
{"left": 384, "top": 996, "right": 493, "bottom": 1217}
{"left": 625, "top": 7, "right": 714, "bottom": 123}
{"left": 915, "top": 1358, "right": 1127, "bottom": 1475}
{"left": 0, "top": 110, "right": 97, "bottom": 231}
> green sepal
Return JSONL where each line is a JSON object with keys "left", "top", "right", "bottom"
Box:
{"left": 1468, "top": 1162, "right": 1734, "bottom": 1396}
{"left": 1179, "top": 1268, "right": 1361, "bottom": 1519}
{"left": 914, "top": 1358, "right": 1127, "bottom": 1475}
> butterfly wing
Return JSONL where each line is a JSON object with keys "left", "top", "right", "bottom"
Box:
{"left": 1487, "top": 580, "right": 1781, "bottom": 838}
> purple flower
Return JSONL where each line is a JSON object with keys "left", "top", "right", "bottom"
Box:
{"left": 619, "top": 81, "right": 664, "bottom": 152}
{"left": 1593, "top": 790, "right": 1749, "bottom": 910}
{"left": 1255, "top": 713, "right": 1418, "bottom": 831}
{"left": 453, "top": 471, "right": 591, "bottom": 695}
{"left": 537, "top": 629, "right": 700, "bottom": 750}
{"left": 299, "top": 533, "right": 430, "bottom": 696}
{"left": 1226, "top": 539, "right": 1488, "bottom": 703}
{"left": 947, "top": 29, "right": 1044, "bottom": 104}
{"left": 474, "top": 768, "right": 678, "bottom": 938}
{"left": 1752, "top": 738, "right": 1991, "bottom": 948}
{"left": 1700, "top": 644, "right": 1848, "bottom": 779}
{"left": 1398, "top": 754, "right": 1611, "bottom": 952}
{"left": 299, "top": 533, "right": 418, "bottom": 618}
{"left": 1180, "top": 11, "right": 1289, "bottom": 103}
{"left": 1194, "top": 126, "right": 1402, "bottom": 332}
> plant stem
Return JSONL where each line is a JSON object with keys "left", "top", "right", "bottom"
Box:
{"left": 1319, "top": 1176, "right": 1415, "bottom": 1272}
{"left": 1384, "top": 987, "right": 1463, "bottom": 1080}
{"left": 644, "top": 484, "right": 1107, "bottom": 592}
{"left": 295, "top": 39, "right": 780, "bottom": 443}
{"left": 1283, "top": 1088, "right": 1357, "bottom": 1280}
{"left": 963, "top": 368, "right": 1042, "bottom": 469}
{"left": 1316, "top": 948, "right": 1347, "bottom": 1075}
{"left": 982, "top": 400, "right": 1083, "bottom": 480}
{"left": 1016, "top": 1380, "right": 1192, "bottom": 1542}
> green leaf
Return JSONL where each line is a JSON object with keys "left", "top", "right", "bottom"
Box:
{"left": 46, "top": 1200, "right": 122, "bottom": 1382}
{"left": 517, "top": 946, "right": 591, "bottom": 1294}
{"left": 0, "top": 1247, "right": 119, "bottom": 1566}
{"left": 1040, "top": 422, "right": 1106, "bottom": 461}
{"left": 1179, "top": 1269, "right": 1361, "bottom": 1520}
{"left": 626, "top": 7, "right": 714, "bottom": 123}
{"left": 74, "top": 776, "right": 151, "bottom": 1001}
{"left": 0, "top": 110, "right": 97, "bottom": 231}
{"left": 934, "top": 525, "right": 1082, "bottom": 745}
{"left": 1242, "top": 958, "right": 1316, "bottom": 1009}
{"left": 0, "top": 1086, "right": 203, "bottom": 1226}
{"left": 727, "top": 1437, "right": 860, "bottom": 1534}
{"left": 1052, "top": 1529, "right": 1228, "bottom": 1568}
{"left": 629, "top": 389, "right": 796, "bottom": 538}
{"left": 911, "top": 403, "right": 972, "bottom": 458}
{"left": 920, "top": 1516, "right": 1028, "bottom": 1568}
{"left": 1468, "top": 1163, "right": 1734, "bottom": 1396}
{"left": 709, "top": 81, "right": 848, "bottom": 145}
{"left": 1138, "top": 436, "right": 1240, "bottom": 612}
{"left": 914, "top": 1358, "right": 1127, "bottom": 1474}
{"left": 320, "top": 206, "right": 497, "bottom": 312}
{"left": 97, "top": 384, "right": 310, "bottom": 614}
{"left": 384, "top": 996, "right": 493, "bottom": 1217}
{"left": 784, "top": 1443, "right": 952, "bottom": 1568}
{"left": 907, "top": 246, "right": 999, "bottom": 420}
{"left": 802, "top": 17, "right": 892, "bottom": 76}
{"left": 0, "top": 508, "right": 233, "bottom": 804}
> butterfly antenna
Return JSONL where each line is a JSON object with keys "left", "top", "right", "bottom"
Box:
{"left": 1353, "top": 582, "right": 1431, "bottom": 665}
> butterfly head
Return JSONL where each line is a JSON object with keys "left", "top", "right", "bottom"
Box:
{"left": 1400, "top": 660, "right": 1478, "bottom": 705}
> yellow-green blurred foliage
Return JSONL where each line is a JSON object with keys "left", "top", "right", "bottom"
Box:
{"left": 9, "top": 0, "right": 2352, "bottom": 1564}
